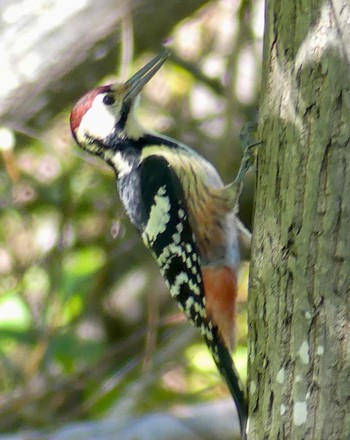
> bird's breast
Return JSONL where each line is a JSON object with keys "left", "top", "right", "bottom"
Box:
{"left": 179, "top": 166, "right": 237, "bottom": 266}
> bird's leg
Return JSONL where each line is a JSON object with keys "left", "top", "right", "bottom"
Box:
{"left": 225, "top": 123, "right": 261, "bottom": 211}
{"left": 234, "top": 122, "right": 261, "bottom": 186}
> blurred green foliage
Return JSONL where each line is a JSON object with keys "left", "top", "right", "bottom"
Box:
{"left": 0, "top": 0, "right": 262, "bottom": 433}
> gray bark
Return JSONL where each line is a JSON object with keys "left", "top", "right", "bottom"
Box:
{"left": 248, "top": 0, "right": 350, "bottom": 438}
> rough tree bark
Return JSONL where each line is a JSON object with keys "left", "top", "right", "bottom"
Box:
{"left": 249, "top": 1, "right": 350, "bottom": 439}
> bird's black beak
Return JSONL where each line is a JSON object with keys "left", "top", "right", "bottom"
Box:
{"left": 122, "top": 50, "right": 169, "bottom": 104}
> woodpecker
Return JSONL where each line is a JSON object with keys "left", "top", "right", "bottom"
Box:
{"left": 70, "top": 50, "right": 251, "bottom": 439}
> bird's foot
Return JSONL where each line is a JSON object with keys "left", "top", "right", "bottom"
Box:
{"left": 234, "top": 122, "right": 261, "bottom": 186}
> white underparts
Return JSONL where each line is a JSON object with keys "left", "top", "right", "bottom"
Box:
{"left": 105, "top": 150, "right": 134, "bottom": 176}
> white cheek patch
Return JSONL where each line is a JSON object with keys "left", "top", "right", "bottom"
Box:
{"left": 79, "top": 96, "right": 116, "bottom": 141}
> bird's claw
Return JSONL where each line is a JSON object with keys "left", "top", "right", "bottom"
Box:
{"left": 234, "top": 122, "right": 261, "bottom": 186}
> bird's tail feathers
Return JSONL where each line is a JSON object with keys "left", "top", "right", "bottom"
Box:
{"left": 208, "top": 339, "right": 248, "bottom": 440}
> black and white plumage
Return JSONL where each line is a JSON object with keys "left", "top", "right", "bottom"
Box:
{"left": 70, "top": 51, "right": 248, "bottom": 438}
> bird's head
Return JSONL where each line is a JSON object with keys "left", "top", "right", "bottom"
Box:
{"left": 70, "top": 50, "right": 169, "bottom": 156}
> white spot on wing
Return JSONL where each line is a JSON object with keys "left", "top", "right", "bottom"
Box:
{"left": 176, "top": 223, "right": 184, "bottom": 233}
{"left": 143, "top": 185, "right": 171, "bottom": 245}
{"left": 185, "top": 297, "right": 194, "bottom": 310}
{"left": 157, "top": 186, "right": 166, "bottom": 196}
{"left": 170, "top": 272, "right": 189, "bottom": 297}
{"left": 205, "top": 327, "right": 213, "bottom": 341}
{"left": 172, "top": 232, "right": 181, "bottom": 244}
{"left": 178, "top": 208, "right": 185, "bottom": 219}
{"left": 188, "top": 279, "right": 200, "bottom": 295}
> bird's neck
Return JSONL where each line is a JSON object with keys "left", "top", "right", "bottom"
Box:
{"left": 102, "top": 137, "right": 141, "bottom": 177}
{"left": 101, "top": 126, "right": 181, "bottom": 178}
{"left": 122, "top": 110, "right": 145, "bottom": 140}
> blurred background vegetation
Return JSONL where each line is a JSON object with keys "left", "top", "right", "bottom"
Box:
{"left": 0, "top": 0, "right": 263, "bottom": 438}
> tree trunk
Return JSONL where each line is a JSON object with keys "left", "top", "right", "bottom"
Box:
{"left": 248, "top": 1, "right": 350, "bottom": 439}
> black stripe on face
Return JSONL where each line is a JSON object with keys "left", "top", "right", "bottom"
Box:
{"left": 115, "top": 101, "right": 131, "bottom": 132}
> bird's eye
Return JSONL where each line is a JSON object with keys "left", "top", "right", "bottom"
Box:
{"left": 103, "top": 95, "right": 115, "bottom": 106}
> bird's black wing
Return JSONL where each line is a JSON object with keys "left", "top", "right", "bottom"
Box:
{"left": 119, "top": 154, "right": 247, "bottom": 438}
